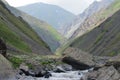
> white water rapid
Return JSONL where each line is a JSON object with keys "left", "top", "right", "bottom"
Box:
{"left": 17, "top": 69, "right": 91, "bottom": 80}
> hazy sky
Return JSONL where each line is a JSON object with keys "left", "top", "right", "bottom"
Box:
{"left": 6, "top": 0, "right": 101, "bottom": 15}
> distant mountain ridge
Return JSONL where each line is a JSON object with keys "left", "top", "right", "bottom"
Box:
{"left": 17, "top": 3, "right": 76, "bottom": 31}
{"left": 61, "top": 0, "right": 114, "bottom": 38}
{"left": 70, "top": 0, "right": 118, "bottom": 39}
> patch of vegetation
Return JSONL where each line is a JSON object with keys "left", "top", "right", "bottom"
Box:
{"left": 26, "top": 63, "right": 34, "bottom": 69}
{"left": 37, "top": 55, "right": 63, "bottom": 66}
{"left": 109, "top": 51, "right": 117, "bottom": 56}
{"left": 8, "top": 56, "right": 23, "bottom": 69}
{"left": 41, "top": 60, "right": 52, "bottom": 65}
{"left": 47, "top": 25, "right": 63, "bottom": 41}
{"left": 34, "top": 24, "right": 63, "bottom": 52}
{"left": 94, "top": 32, "right": 105, "bottom": 44}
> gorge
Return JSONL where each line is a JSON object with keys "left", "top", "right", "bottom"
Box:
{"left": 0, "top": 0, "right": 120, "bottom": 80}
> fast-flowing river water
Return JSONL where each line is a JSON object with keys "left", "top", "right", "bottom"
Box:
{"left": 17, "top": 69, "right": 91, "bottom": 80}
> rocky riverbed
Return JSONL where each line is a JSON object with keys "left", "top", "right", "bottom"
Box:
{"left": 15, "top": 65, "right": 93, "bottom": 80}
{"left": 14, "top": 61, "right": 120, "bottom": 80}
{"left": 1, "top": 48, "right": 120, "bottom": 80}
{"left": 16, "top": 70, "right": 87, "bottom": 80}
{"left": 2, "top": 55, "right": 120, "bottom": 80}
{"left": 13, "top": 54, "right": 120, "bottom": 80}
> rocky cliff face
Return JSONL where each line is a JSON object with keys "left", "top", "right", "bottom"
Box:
{"left": 62, "top": 0, "right": 114, "bottom": 38}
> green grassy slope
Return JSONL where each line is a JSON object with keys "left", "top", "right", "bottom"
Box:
{"left": 7, "top": 5, "right": 63, "bottom": 52}
{"left": 70, "top": 9, "right": 120, "bottom": 56}
{"left": 20, "top": 14, "right": 63, "bottom": 52}
{"left": 32, "top": 22, "right": 63, "bottom": 52}
{"left": 0, "top": 1, "right": 52, "bottom": 55}
{"left": 0, "top": 18, "right": 31, "bottom": 52}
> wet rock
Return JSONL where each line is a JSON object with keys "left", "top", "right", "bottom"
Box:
{"left": 34, "top": 71, "right": 44, "bottom": 77}
{"left": 44, "top": 72, "right": 52, "bottom": 78}
{"left": 60, "top": 64, "right": 73, "bottom": 71}
{"left": 28, "top": 70, "right": 35, "bottom": 76}
{"left": 53, "top": 66, "right": 65, "bottom": 73}
{"left": 78, "top": 72, "right": 81, "bottom": 75}
{"left": 20, "top": 69, "right": 30, "bottom": 76}
{"left": 19, "top": 63, "right": 45, "bottom": 77}
{"left": 0, "top": 38, "right": 7, "bottom": 57}
{"left": 83, "top": 66, "right": 120, "bottom": 80}
{"left": 20, "top": 69, "right": 47, "bottom": 77}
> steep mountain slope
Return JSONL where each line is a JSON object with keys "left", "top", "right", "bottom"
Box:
{"left": 0, "top": 0, "right": 52, "bottom": 55}
{"left": 62, "top": 0, "right": 114, "bottom": 38}
{"left": 69, "top": 9, "right": 120, "bottom": 56}
{"left": 17, "top": 3, "right": 76, "bottom": 30}
{"left": 3, "top": 1, "right": 63, "bottom": 52}
{"left": 71, "top": 0, "right": 120, "bottom": 39}
{"left": 56, "top": 0, "right": 120, "bottom": 56}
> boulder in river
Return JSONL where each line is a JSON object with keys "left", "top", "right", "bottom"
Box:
{"left": 54, "top": 64, "right": 73, "bottom": 72}
{"left": 62, "top": 47, "right": 95, "bottom": 70}
{"left": 53, "top": 66, "right": 66, "bottom": 73}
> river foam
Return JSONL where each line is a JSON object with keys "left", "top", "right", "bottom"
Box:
{"left": 17, "top": 69, "right": 92, "bottom": 80}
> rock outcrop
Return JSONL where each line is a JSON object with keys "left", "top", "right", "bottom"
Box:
{"left": 62, "top": 47, "right": 120, "bottom": 72}
{"left": 82, "top": 66, "right": 120, "bottom": 80}
{"left": 0, "top": 54, "right": 15, "bottom": 80}
{"left": 65, "top": 47, "right": 120, "bottom": 80}
{"left": 0, "top": 38, "right": 7, "bottom": 57}
{"left": 105, "top": 54, "right": 120, "bottom": 73}
{"left": 62, "top": 47, "right": 95, "bottom": 70}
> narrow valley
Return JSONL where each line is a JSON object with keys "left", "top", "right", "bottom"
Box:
{"left": 0, "top": 0, "right": 120, "bottom": 80}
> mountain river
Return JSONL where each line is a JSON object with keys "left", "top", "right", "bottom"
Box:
{"left": 17, "top": 69, "right": 92, "bottom": 80}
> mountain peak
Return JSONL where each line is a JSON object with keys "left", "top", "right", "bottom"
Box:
{"left": 18, "top": 3, "right": 76, "bottom": 30}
